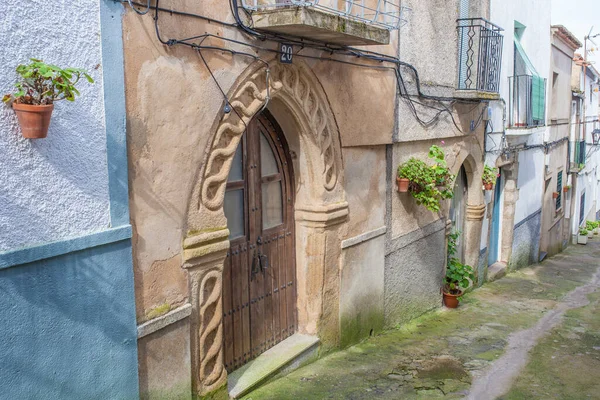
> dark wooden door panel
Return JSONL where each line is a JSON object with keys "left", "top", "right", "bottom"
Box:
{"left": 223, "top": 111, "right": 296, "bottom": 372}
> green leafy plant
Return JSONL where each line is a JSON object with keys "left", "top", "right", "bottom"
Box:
{"left": 579, "top": 228, "right": 589, "bottom": 236}
{"left": 585, "top": 220, "right": 598, "bottom": 231}
{"left": 397, "top": 145, "right": 455, "bottom": 212}
{"left": 444, "top": 231, "right": 475, "bottom": 295}
{"left": 2, "top": 59, "right": 93, "bottom": 105}
{"left": 482, "top": 164, "right": 499, "bottom": 185}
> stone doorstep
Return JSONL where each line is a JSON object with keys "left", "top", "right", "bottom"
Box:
{"left": 228, "top": 333, "right": 320, "bottom": 399}
{"left": 487, "top": 261, "right": 507, "bottom": 282}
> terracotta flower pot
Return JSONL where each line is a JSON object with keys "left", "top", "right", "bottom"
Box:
{"left": 563, "top": 187, "right": 569, "bottom": 193}
{"left": 552, "top": 192, "right": 559, "bottom": 199}
{"left": 397, "top": 177, "right": 409, "bottom": 193}
{"left": 484, "top": 182, "right": 493, "bottom": 191}
{"left": 443, "top": 290, "right": 462, "bottom": 308}
{"left": 12, "top": 103, "right": 54, "bottom": 139}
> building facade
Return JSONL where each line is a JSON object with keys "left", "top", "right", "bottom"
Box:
{"left": 0, "top": 1, "right": 139, "bottom": 399}
{"left": 2, "top": 1, "right": 599, "bottom": 399}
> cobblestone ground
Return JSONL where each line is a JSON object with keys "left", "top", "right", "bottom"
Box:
{"left": 243, "top": 240, "right": 600, "bottom": 400}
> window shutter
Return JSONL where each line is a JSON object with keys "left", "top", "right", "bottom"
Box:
{"left": 532, "top": 75, "right": 545, "bottom": 121}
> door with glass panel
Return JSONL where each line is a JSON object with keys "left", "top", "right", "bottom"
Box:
{"left": 222, "top": 111, "right": 296, "bottom": 372}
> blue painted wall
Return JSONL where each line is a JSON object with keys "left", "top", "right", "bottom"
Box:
{"left": 0, "top": 238, "right": 139, "bottom": 399}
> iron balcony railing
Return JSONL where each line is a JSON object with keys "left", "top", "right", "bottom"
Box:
{"left": 457, "top": 18, "right": 504, "bottom": 93}
{"left": 508, "top": 75, "right": 547, "bottom": 128}
{"left": 241, "top": 0, "right": 409, "bottom": 30}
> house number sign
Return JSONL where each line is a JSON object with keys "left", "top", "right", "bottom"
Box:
{"left": 279, "top": 43, "right": 293, "bottom": 64}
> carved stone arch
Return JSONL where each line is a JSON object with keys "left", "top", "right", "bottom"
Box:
{"left": 185, "top": 60, "right": 344, "bottom": 235}
{"left": 182, "top": 59, "right": 347, "bottom": 397}
{"left": 448, "top": 145, "right": 486, "bottom": 282}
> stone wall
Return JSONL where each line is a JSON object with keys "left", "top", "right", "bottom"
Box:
{"left": 509, "top": 210, "right": 542, "bottom": 270}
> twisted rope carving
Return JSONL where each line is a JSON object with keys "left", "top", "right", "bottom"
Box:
{"left": 201, "top": 64, "right": 338, "bottom": 211}
{"left": 198, "top": 269, "right": 227, "bottom": 391}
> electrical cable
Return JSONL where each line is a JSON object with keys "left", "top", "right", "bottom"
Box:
{"left": 128, "top": 0, "right": 483, "bottom": 132}
{"left": 127, "top": 0, "right": 150, "bottom": 15}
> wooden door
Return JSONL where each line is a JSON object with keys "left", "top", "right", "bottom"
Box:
{"left": 222, "top": 111, "right": 296, "bottom": 373}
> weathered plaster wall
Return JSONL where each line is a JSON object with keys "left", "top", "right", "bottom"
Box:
{"left": 384, "top": 221, "right": 446, "bottom": 327}
{"left": 340, "top": 236, "right": 385, "bottom": 347}
{"left": 138, "top": 319, "right": 192, "bottom": 400}
{"left": 0, "top": 0, "right": 110, "bottom": 251}
{"left": 509, "top": 209, "right": 541, "bottom": 270}
{"left": 342, "top": 146, "right": 386, "bottom": 237}
{"left": 0, "top": 240, "right": 139, "bottom": 399}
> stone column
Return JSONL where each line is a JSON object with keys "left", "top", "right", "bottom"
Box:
{"left": 182, "top": 229, "right": 230, "bottom": 397}
{"left": 294, "top": 202, "right": 348, "bottom": 350}
{"left": 500, "top": 163, "right": 519, "bottom": 265}
{"left": 465, "top": 203, "right": 486, "bottom": 281}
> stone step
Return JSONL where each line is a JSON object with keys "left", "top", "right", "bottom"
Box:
{"left": 488, "top": 262, "right": 507, "bottom": 282}
{"left": 228, "top": 333, "right": 320, "bottom": 399}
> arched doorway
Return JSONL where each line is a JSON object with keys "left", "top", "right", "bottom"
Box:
{"left": 183, "top": 61, "right": 347, "bottom": 396}
{"left": 450, "top": 165, "right": 468, "bottom": 261}
{"left": 222, "top": 111, "right": 296, "bottom": 372}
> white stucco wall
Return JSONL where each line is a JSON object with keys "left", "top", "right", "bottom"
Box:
{"left": 0, "top": 0, "right": 110, "bottom": 251}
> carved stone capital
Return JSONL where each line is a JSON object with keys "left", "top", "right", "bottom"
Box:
{"left": 183, "top": 228, "right": 230, "bottom": 267}
{"left": 466, "top": 204, "right": 486, "bottom": 221}
{"left": 295, "top": 201, "right": 349, "bottom": 228}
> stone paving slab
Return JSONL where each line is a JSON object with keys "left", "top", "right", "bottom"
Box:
{"left": 243, "top": 240, "right": 600, "bottom": 399}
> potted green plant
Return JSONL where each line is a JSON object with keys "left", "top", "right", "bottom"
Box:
{"left": 482, "top": 164, "right": 498, "bottom": 190}
{"left": 578, "top": 228, "right": 589, "bottom": 244}
{"left": 2, "top": 59, "right": 93, "bottom": 138}
{"left": 586, "top": 221, "right": 596, "bottom": 238}
{"left": 552, "top": 192, "right": 559, "bottom": 199}
{"left": 563, "top": 185, "right": 571, "bottom": 193}
{"left": 443, "top": 231, "right": 475, "bottom": 308}
{"left": 397, "top": 145, "right": 455, "bottom": 212}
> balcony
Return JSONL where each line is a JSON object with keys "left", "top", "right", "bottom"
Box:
{"left": 455, "top": 18, "right": 504, "bottom": 100}
{"left": 243, "top": 0, "right": 408, "bottom": 45}
{"left": 508, "top": 75, "right": 546, "bottom": 129}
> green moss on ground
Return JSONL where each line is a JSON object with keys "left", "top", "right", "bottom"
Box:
{"left": 243, "top": 242, "right": 600, "bottom": 400}
{"left": 503, "top": 290, "right": 600, "bottom": 400}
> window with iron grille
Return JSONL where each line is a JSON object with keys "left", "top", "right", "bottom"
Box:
{"left": 556, "top": 171, "right": 562, "bottom": 211}
{"left": 580, "top": 192, "right": 586, "bottom": 225}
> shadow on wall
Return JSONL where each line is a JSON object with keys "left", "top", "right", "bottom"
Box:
{"left": 0, "top": 240, "right": 139, "bottom": 399}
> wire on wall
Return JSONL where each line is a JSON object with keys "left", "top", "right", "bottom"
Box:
{"left": 123, "top": 0, "right": 484, "bottom": 133}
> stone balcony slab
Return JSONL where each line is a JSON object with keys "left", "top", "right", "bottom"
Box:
{"left": 251, "top": 7, "right": 390, "bottom": 46}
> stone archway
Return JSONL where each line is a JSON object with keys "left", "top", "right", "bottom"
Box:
{"left": 181, "top": 60, "right": 347, "bottom": 396}
{"left": 449, "top": 148, "right": 486, "bottom": 282}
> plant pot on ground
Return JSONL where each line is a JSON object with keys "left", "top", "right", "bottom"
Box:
{"left": 578, "top": 229, "right": 588, "bottom": 244}
{"left": 443, "top": 231, "right": 475, "bottom": 308}
{"left": 3, "top": 59, "right": 93, "bottom": 139}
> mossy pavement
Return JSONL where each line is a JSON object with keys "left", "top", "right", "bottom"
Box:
{"left": 243, "top": 240, "right": 600, "bottom": 399}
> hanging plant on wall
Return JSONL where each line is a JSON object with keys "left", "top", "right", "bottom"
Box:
{"left": 2, "top": 59, "right": 93, "bottom": 139}
{"left": 482, "top": 164, "right": 498, "bottom": 190}
{"left": 397, "top": 145, "right": 455, "bottom": 212}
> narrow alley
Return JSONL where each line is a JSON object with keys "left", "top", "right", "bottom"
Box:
{"left": 244, "top": 241, "right": 600, "bottom": 399}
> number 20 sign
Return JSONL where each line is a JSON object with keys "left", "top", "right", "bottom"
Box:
{"left": 279, "top": 44, "right": 293, "bottom": 64}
